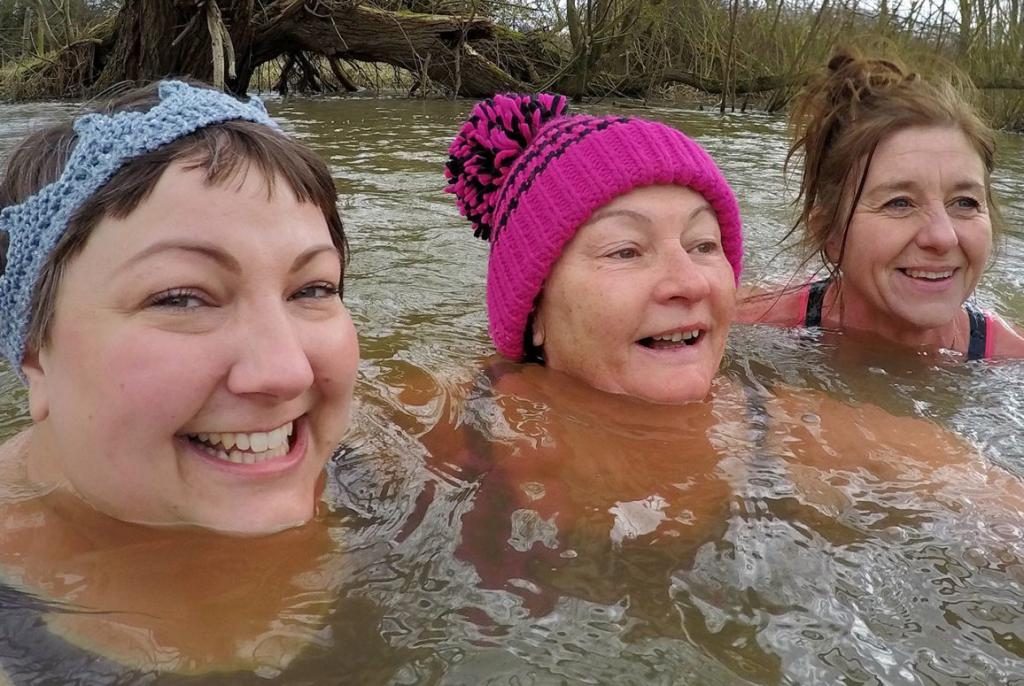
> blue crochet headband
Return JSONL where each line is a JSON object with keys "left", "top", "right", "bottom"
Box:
{"left": 0, "top": 80, "right": 280, "bottom": 378}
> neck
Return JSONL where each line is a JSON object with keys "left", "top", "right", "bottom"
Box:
{"left": 826, "top": 281, "right": 967, "bottom": 352}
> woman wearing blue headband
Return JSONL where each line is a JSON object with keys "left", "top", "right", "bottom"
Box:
{"left": 0, "top": 81, "right": 360, "bottom": 676}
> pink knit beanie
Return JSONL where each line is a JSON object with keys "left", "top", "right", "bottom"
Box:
{"left": 445, "top": 93, "right": 743, "bottom": 361}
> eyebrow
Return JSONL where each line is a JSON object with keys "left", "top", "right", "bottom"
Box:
{"left": 122, "top": 240, "right": 340, "bottom": 274}
{"left": 588, "top": 202, "right": 715, "bottom": 225}
{"left": 866, "top": 179, "right": 986, "bottom": 195}
{"left": 289, "top": 244, "right": 342, "bottom": 273}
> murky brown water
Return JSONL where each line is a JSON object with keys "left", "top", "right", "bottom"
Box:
{"left": 0, "top": 96, "right": 1022, "bottom": 685}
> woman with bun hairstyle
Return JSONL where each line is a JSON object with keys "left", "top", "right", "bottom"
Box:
{"left": 739, "top": 48, "right": 1024, "bottom": 359}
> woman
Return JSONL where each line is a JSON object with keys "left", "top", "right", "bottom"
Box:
{"left": 0, "top": 81, "right": 360, "bottom": 678}
{"left": 435, "top": 93, "right": 1024, "bottom": 653}
{"left": 738, "top": 48, "right": 1024, "bottom": 359}
{"left": 446, "top": 93, "right": 743, "bottom": 405}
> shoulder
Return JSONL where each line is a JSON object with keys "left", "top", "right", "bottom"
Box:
{"left": 736, "top": 284, "right": 811, "bottom": 327}
{"left": 765, "top": 387, "right": 974, "bottom": 470}
{"left": 983, "top": 312, "right": 1024, "bottom": 359}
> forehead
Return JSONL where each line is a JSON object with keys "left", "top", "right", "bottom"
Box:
{"left": 866, "top": 125, "right": 985, "bottom": 184}
{"left": 580, "top": 184, "right": 712, "bottom": 231}
{"left": 598, "top": 184, "right": 707, "bottom": 212}
{"left": 77, "top": 162, "right": 331, "bottom": 263}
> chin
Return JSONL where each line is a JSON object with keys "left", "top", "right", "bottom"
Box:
{"left": 895, "top": 305, "right": 962, "bottom": 331}
{"left": 633, "top": 379, "right": 713, "bottom": 406}
{"left": 194, "top": 501, "right": 315, "bottom": 536}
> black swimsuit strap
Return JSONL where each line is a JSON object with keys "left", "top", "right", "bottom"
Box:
{"left": 803, "top": 277, "right": 989, "bottom": 359}
{"left": 804, "top": 278, "right": 832, "bottom": 328}
{"left": 964, "top": 301, "right": 988, "bottom": 361}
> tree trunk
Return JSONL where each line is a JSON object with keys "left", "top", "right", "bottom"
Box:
{"left": 253, "top": 3, "right": 523, "bottom": 96}
{"left": 94, "top": 0, "right": 255, "bottom": 94}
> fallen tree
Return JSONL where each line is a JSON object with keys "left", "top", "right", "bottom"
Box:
{"left": 7, "top": 0, "right": 1024, "bottom": 108}
{"left": 3, "top": 0, "right": 528, "bottom": 99}
{"left": 250, "top": 1, "right": 524, "bottom": 96}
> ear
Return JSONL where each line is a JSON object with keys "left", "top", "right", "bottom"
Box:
{"left": 824, "top": 232, "right": 842, "bottom": 265}
{"left": 21, "top": 348, "right": 49, "bottom": 422}
{"left": 810, "top": 207, "right": 842, "bottom": 266}
{"left": 531, "top": 312, "right": 545, "bottom": 348}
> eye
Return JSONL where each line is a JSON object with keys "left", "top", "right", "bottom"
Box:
{"left": 883, "top": 196, "right": 913, "bottom": 210}
{"left": 146, "top": 288, "right": 208, "bottom": 309}
{"left": 952, "top": 196, "right": 981, "bottom": 210}
{"left": 291, "top": 282, "right": 341, "bottom": 300}
{"left": 692, "top": 240, "right": 720, "bottom": 255}
{"left": 606, "top": 247, "right": 640, "bottom": 260}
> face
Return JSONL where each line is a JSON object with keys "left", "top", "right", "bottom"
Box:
{"left": 24, "top": 162, "right": 359, "bottom": 535}
{"left": 835, "top": 126, "right": 993, "bottom": 334}
{"left": 532, "top": 184, "right": 736, "bottom": 405}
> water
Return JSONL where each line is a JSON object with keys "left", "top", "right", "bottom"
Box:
{"left": 0, "top": 96, "right": 1022, "bottom": 685}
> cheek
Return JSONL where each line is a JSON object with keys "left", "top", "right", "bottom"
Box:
{"left": 963, "top": 223, "right": 994, "bottom": 264}
{"left": 552, "top": 298, "right": 614, "bottom": 347}
{"left": 62, "top": 329, "right": 221, "bottom": 429}
{"left": 309, "top": 316, "right": 360, "bottom": 394}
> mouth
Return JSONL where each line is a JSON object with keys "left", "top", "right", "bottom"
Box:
{"left": 637, "top": 328, "right": 704, "bottom": 350}
{"left": 182, "top": 418, "right": 300, "bottom": 466}
{"left": 898, "top": 267, "right": 956, "bottom": 282}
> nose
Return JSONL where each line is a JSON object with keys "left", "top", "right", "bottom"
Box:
{"left": 226, "top": 302, "right": 315, "bottom": 399}
{"left": 651, "top": 245, "right": 712, "bottom": 303}
{"left": 915, "top": 206, "right": 960, "bottom": 253}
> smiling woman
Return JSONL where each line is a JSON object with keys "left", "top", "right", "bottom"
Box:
{"left": 445, "top": 93, "right": 743, "bottom": 404}
{"left": 738, "top": 47, "right": 1024, "bottom": 359}
{"left": 530, "top": 185, "right": 736, "bottom": 404}
{"left": 0, "top": 81, "right": 358, "bottom": 534}
{"left": 0, "top": 81, "right": 359, "bottom": 677}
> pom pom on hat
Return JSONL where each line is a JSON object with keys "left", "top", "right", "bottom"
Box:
{"left": 445, "top": 93, "right": 569, "bottom": 241}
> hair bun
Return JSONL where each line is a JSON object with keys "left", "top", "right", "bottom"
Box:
{"left": 445, "top": 93, "right": 568, "bottom": 241}
{"left": 826, "top": 51, "right": 855, "bottom": 74}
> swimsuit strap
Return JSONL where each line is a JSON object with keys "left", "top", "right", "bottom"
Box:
{"left": 804, "top": 278, "right": 832, "bottom": 328}
{"left": 964, "top": 301, "right": 988, "bottom": 361}
{"left": 801, "top": 278, "right": 990, "bottom": 359}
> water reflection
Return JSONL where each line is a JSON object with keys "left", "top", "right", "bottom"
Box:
{"left": 0, "top": 97, "right": 1021, "bottom": 684}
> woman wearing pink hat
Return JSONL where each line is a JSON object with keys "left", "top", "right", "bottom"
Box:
{"left": 434, "top": 94, "right": 1024, "bottom": 618}
{"left": 446, "top": 93, "right": 742, "bottom": 406}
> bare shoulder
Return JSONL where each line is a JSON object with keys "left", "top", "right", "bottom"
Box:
{"left": 736, "top": 284, "right": 808, "bottom": 327}
{"left": 987, "top": 313, "right": 1024, "bottom": 359}
{"left": 764, "top": 387, "right": 1024, "bottom": 520}
{"left": 765, "top": 387, "right": 973, "bottom": 470}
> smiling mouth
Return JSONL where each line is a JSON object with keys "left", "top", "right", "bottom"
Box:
{"left": 638, "top": 329, "right": 704, "bottom": 349}
{"left": 899, "top": 268, "right": 956, "bottom": 281}
{"left": 183, "top": 419, "right": 297, "bottom": 465}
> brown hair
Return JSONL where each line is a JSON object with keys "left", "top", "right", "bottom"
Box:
{"left": 787, "top": 46, "right": 1002, "bottom": 277}
{"left": 0, "top": 81, "right": 347, "bottom": 357}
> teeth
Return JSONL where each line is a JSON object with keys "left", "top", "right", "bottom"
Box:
{"left": 186, "top": 421, "right": 295, "bottom": 463}
{"left": 193, "top": 440, "right": 290, "bottom": 465}
{"left": 250, "top": 432, "right": 268, "bottom": 453}
{"left": 651, "top": 329, "right": 701, "bottom": 342}
{"left": 904, "top": 268, "right": 954, "bottom": 280}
